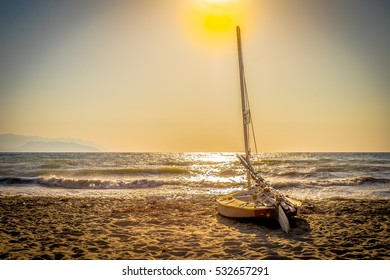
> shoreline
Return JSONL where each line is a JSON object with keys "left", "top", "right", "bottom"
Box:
{"left": 0, "top": 194, "right": 389, "bottom": 260}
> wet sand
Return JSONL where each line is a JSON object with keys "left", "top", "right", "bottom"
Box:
{"left": 0, "top": 194, "right": 389, "bottom": 259}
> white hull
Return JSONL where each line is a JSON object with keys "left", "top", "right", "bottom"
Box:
{"left": 217, "top": 189, "right": 301, "bottom": 219}
{"left": 217, "top": 190, "right": 276, "bottom": 219}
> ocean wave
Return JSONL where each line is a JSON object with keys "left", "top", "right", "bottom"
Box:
{"left": 189, "top": 180, "right": 243, "bottom": 189}
{"left": 57, "top": 167, "right": 191, "bottom": 176}
{"left": 265, "top": 169, "right": 314, "bottom": 178}
{"left": 253, "top": 158, "right": 329, "bottom": 167}
{"left": 0, "top": 176, "right": 181, "bottom": 189}
{"left": 316, "top": 177, "right": 390, "bottom": 187}
{"left": 314, "top": 165, "right": 390, "bottom": 173}
{"left": 0, "top": 177, "right": 37, "bottom": 185}
{"left": 0, "top": 174, "right": 248, "bottom": 190}
{"left": 217, "top": 168, "right": 241, "bottom": 177}
{"left": 38, "top": 160, "right": 78, "bottom": 169}
{"left": 270, "top": 176, "right": 390, "bottom": 189}
{"left": 270, "top": 181, "right": 304, "bottom": 189}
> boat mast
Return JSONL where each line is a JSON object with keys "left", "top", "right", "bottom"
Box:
{"left": 236, "top": 26, "right": 251, "bottom": 188}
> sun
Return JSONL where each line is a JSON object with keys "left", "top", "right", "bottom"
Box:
{"left": 204, "top": 14, "right": 233, "bottom": 32}
{"left": 201, "top": 0, "right": 238, "bottom": 32}
{"left": 179, "top": 0, "right": 252, "bottom": 51}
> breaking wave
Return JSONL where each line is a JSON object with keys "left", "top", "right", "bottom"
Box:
{"left": 1, "top": 175, "right": 388, "bottom": 191}
{"left": 0, "top": 176, "right": 180, "bottom": 189}
{"left": 270, "top": 176, "right": 390, "bottom": 190}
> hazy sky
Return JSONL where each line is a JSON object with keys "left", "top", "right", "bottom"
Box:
{"left": 1, "top": 0, "right": 389, "bottom": 152}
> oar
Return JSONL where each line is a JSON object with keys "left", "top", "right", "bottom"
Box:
{"left": 278, "top": 205, "right": 290, "bottom": 233}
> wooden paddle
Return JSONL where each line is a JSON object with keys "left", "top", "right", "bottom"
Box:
{"left": 278, "top": 205, "right": 290, "bottom": 233}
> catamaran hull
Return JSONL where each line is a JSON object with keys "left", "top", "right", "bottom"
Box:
{"left": 217, "top": 190, "right": 300, "bottom": 219}
{"left": 217, "top": 190, "right": 276, "bottom": 219}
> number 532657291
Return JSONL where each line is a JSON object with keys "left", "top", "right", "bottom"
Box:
{"left": 215, "top": 267, "right": 269, "bottom": 276}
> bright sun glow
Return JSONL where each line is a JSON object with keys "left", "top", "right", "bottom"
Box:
{"left": 202, "top": 0, "right": 238, "bottom": 31}
{"left": 180, "top": 0, "right": 251, "bottom": 51}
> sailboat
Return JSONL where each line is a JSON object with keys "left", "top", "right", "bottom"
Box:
{"left": 216, "top": 26, "right": 301, "bottom": 233}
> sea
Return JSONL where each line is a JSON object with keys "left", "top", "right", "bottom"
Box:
{"left": 0, "top": 152, "right": 389, "bottom": 200}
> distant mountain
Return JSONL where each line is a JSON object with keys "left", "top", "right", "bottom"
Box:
{"left": 14, "top": 141, "right": 99, "bottom": 152}
{"left": 0, "top": 134, "right": 101, "bottom": 152}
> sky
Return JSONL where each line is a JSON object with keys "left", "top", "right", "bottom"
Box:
{"left": 0, "top": 0, "right": 389, "bottom": 152}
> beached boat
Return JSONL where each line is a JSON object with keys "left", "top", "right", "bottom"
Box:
{"left": 216, "top": 26, "right": 301, "bottom": 233}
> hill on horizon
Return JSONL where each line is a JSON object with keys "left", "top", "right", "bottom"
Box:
{"left": 0, "top": 134, "right": 101, "bottom": 152}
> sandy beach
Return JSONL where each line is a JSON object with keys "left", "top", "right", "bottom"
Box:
{"left": 0, "top": 194, "right": 388, "bottom": 260}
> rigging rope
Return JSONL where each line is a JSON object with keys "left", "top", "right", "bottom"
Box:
{"left": 240, "top": 60, "right": 259, "bottom": 156}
